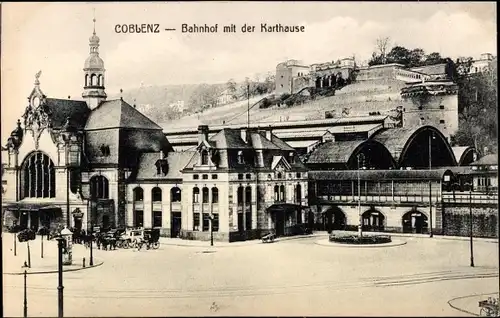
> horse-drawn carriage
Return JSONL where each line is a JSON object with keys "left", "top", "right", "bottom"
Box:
{"left": 479, "top": 297, "right": 499, "bottom": 317}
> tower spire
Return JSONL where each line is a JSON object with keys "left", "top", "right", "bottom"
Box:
{"left": 93, "top": 8, "right": 96, "bottom": 35}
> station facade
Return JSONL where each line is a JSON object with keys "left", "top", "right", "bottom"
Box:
{"left": 2, "top": 24, "right": 498, "bottom": 241}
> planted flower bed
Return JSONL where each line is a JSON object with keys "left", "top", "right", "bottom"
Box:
{"left": 329, "top": 234, "right": 392, "bottom": 245}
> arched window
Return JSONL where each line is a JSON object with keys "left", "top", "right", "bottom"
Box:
{"left": 274, "top": 185, "right": 279, "bottom": 201}
{"left": 193, "top": 187, "right": 200, "bottom": 203}
{"left": 85, "top": 74, "right": 89, "bottom": 87}
{"left": 245, "top": 186, "right": 252, "bottom": 204}
{"left": 133, "top": 187, "right": 144, "bottom": 201}
{"left": 152, "top": 187, "right": 162, "bottom": 202}
{"left": 211, "top": 187, "right": 219, "bottom": 203}
{"left": 98, "top": 74, "right": 104, "bottom": 87}
{"left": 89, "top": 175, "right": 109, "bottom": 199}
{"left": 279, "top": 185, "right": 285, "bottom": 201}
{"left": 91, "top": 74, "right": 97, "bottom": 86}
{"left": 296, "top": 184, "right": 302, "bottom": 203}
{"left": 171, "top": 187, "right": 181, "bottom": 202}
{"left": 202, "top": 187, "right": 209, "bottom": 203}
{"left": 237, "top": 186, "right": 244, "bottom": 205}
{"left": 22, "top": 152, "right": 56, "bottom": 199}
{"left": 277, "top": 172, "right": 283, "bottom": 179}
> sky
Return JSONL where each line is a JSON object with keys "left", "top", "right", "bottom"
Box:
{"left": 1, "top": 2, "right": 497, "bottom": 143}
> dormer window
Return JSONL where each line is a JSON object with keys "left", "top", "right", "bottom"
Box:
{"left": 289, "top": 152, "right": 295, "bottom": 164}
{"left": 201, "top": 149, "right": 209, "bottom": 165}
{"left": 99, "top": 144, "right": 110, "bottom": 157}
{"left": 237, "top": 150, "right": 245, "bottom": 164}
{"left": 277, "top": 172, "right": 283, "bottom": 179}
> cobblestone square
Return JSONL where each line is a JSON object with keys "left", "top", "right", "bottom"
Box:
{"left": 3, "top": 234, "right": 499, "bottom": 316}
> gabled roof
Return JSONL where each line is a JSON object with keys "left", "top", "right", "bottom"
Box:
{"left": 250, "top": 132, "right": 280, "bottom": 150}
{"left": 85, "top": 99, "right": 162, "bottom": 130}
{"left": 271, "top": 156, "right": 292, "bottom": 170}
{"left": 135, "top": 151, "right": 195, "bottom": 180}
{"left": 44, "top": 98, "right": 90, "bottom": 129}
{"left": 267, "top": 133, "right": 295, "bottom": 151}
{"left": 210, "top": 129, "right": 253, "bottom": 149}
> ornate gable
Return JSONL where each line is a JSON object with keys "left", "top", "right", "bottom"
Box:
{"left": 22, "top": 71, "right": 51, "bottom": 149}
{"left": 271, "top": 155, "right": 292, "bottom": 171}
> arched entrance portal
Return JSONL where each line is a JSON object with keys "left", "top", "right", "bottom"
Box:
{"left": 268, "top": 204, "right": 304, "bottom": 237}
{"left": 402, "top": 211, "right": 428, "bottom": 234}
{"left": 322, "top": 207, "right": 346, "bottom": 233}
{"left": 362, "top": 209, "right": 385, "bottom": 232}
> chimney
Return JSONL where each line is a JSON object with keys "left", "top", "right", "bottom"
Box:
{"left": 265, "top": 127, "right": 273, "bottom": 141}
{"left": 198, "top": 125, "right": 209, "bottom": 144}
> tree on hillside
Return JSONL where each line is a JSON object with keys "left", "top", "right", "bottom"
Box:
{"left": 423, "top": 52, "right": 447, "bottom": 65}
{"left": 189, "top": 84, "right": 220, "bottom": 111}
{"left": 376, "top": 37, "right": 390, "bottom": 64}
{"left": 451, "top": 58, "right": 498, "bottom": 154}
{"left": 226, "top": 79, "right": 238, "bottom": 99}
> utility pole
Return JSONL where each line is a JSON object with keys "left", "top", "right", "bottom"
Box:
{"left": 428, "top": 132, "right": 434, "bottom": 238}
{"left": 23, "top": 269, "right": 28, "bottom": 318}
{"left": 469, "top": 184, "right": 475, "bottom": 267}
{"left": 57, "top": 237, "right": 64, "bottom": 318}
{"left": 27, "top": 241, "right": 31, "bottom": 268}
{"left": 357, "top": 153, "right": 364, "bottom": 238}
{"left": 247, "top": 83, "right": 250, "bottom": 128}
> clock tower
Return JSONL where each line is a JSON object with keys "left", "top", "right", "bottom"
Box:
{"left": 82, "top": 16, "right": 107, "bottom": 110}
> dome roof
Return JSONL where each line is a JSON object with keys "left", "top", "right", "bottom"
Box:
{"left": 84, "top": 55, "right": 104, "bottom": 69}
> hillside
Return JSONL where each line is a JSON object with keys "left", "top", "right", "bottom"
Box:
{"left": 160, "top": 77, "right": 406, "bottom": 130}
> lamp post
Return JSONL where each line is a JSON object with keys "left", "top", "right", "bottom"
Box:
{"left": 357, "top": 153, "right": 365, "bottom": 238}
{"left": 465, "top": 182, "right": 475, "bottom": 267}
{"left": 41, "top": 234, "right": 44, "bottom": 258}
{"left": 56, "top": 237, "right": 64, "bottom": 318}
{"left": 210, "top": 214, "right": 214, "bottom": 247}
{"left": 88, "top": 199, "right": 94, "bottom": 266}
{"left": 27, "top": 240, "right": 31, "bottom": 268}
{"left": 428, "top": 132, "right": 435, "bottom": 238}
{"left": 14, "top": 232, "right": 17, "bottom": 256}
{"left": 23, "top": 269, "right": 28, "bottom": 318}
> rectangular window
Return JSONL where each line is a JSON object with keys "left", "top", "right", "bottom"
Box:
{"left": 245, "top": 212, "right": 252, "bottom": 230}
{"left": 439, "top": 105, "right": 445, "bottom": 109}
{"left": 193, "top": 213, "right": 200, "bottom": 231}
{"left": 202, "top": 174, "right": 208, "bottom": 180}
{"left": 134, "top": 210, "right": 144, "bottom": 228}
{"left": 203, "top": 213, "right": 210, "bottom": 231}
{"left": 153, "top": 211, "right": 162, "bottom": 228}
{"left": 238, "top": 174, "right": 244, "bottom": 180}
{"left": 440, "top": 120, "right": 445, "bottom": 124}
{"left": 193, "top": 174, "right": 199, "bottom": 180}
{"left": 211, "top": 174, "right": 218, "bottom": 179}
{"left": 213, "top": 214, "right": 219, "bottom": 232}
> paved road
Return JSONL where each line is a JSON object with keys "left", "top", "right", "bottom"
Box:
{"left": 3, "top": 235, "right": 499, "bottom": 316}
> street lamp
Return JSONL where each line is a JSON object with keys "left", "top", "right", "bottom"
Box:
{"left": 464, "top": 182, "right": 475, "bottom": 267}
{"left": 56, "top": 236, "right": 65, "bottom": 318}
{"left": 23, "top": 269, "right": 28, "bottom": 318}
{"left": 209, "top": 213, "right": 214, "bottom": 247}
{"left": 88, "top": 199, "right": 94, "bottom": 266}
{"left": 357, "top": 153, "right": 365, "bottom": 238}
{"left": 428, "top": 131, "right": 436, "bottom": 238}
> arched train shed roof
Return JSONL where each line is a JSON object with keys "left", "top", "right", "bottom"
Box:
{"left": 370, "top": 125, "right": 457, "bottom": 167}
{"left": 305, "top": 139, "right": 396, "bottom": 167}
{"left": 452, "top": 146, "right": 476, "bottom": 166}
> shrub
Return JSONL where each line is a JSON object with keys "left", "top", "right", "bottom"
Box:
{"left": 329, "top": 234, "right": 392, "bottom": 245}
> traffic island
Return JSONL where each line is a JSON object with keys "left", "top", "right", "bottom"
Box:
{"left": 315, "top": 234, "right": 406, "bottom": 248}
{"left": 329, "top": 233, "right": 393, "bottom": 245}
{"left": 3, "top": 258, "right": 104, "bottom": 275}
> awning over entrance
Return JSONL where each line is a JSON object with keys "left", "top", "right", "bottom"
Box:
{"left": 267, "top": 203, "right": 308, "bottom": 213}
{"left": 2, "top": 202, "right": 61, "bottom": 211}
